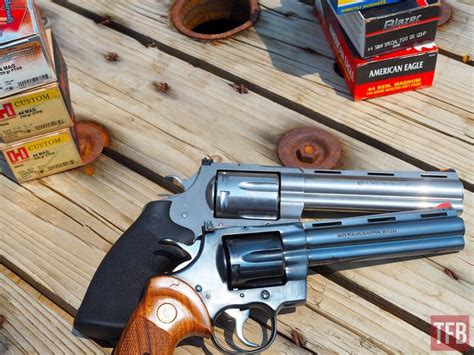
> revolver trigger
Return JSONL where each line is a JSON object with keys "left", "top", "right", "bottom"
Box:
{"left": 159, "top": 239, "right": 201, "bottom": 272}
{"left": 224, "top": 308, "right": 258, "bottom": 348}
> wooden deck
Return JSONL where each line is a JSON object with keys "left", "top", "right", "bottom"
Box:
{"left": 1, "top": 0, "right": 473, "bottom": 353}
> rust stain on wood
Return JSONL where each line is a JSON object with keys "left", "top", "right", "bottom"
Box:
{"left": 98, "top": 15, "right": 112, "bottom": 25}
{"left": 290, "top": 329, "right": 306, "bottom": 347}
{"left": 154, "top": 82, "right": 170, "bottom": 93}
{"left": 230, "top": 83, "right": 248, "bottom": 94}
{"left": 104, "top": 52, "right": 120, "bottom": 62}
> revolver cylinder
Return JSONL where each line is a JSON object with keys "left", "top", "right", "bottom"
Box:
{"left": 215, "top": 171, "right": 279, "bottom": 220}
{"left": 224, "top": 232, "right": 286, "bottom": 289}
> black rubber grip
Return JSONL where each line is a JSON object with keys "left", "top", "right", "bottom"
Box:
{"left": 74, "top": 201, "right": 193, "bottom": 342}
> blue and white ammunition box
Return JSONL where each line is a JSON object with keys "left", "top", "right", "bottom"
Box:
{"left": 329, "top": 0, "right": 400, "bottom": 14}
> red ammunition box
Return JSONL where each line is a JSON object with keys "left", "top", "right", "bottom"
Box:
{"left": 0, "top": 127, "right": 82, "bottom": 182}
{"left": 316, "top": 0, "right": 438, "bottom": 101}
{"left": 0, "top": 0, "right": 56, "bottom": 97}
{"left": 335, "top": 0, "right": 440, "bottom": 58}
{"left": 0, "top": 29, "right": 74, "bottom": 142}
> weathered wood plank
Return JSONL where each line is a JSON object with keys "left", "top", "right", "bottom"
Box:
{"left": 0, "top": 268, "right": 105, "bottom": 354}
{"left": 438, "top": 0, "right": 474, "bottom": 60}
{"left": 37, "top": 0, "right": 473, "bottom": 333}
{"left": 59, "top": 0, "right": 474, "bottom": 184}
{"left": 4, "top": 158, "right": 407, "bottom": 353}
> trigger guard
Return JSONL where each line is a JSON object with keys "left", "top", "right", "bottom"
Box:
{"left": 211, "top": 306, "right": 278, "bottom": 354}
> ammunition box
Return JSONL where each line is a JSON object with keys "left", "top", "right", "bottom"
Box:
{"left": 0, "top": 127, "right": 82, "bottom": 183}
{"left": 335, "top": 0, "right": 440, "bottom": 57}
{"left": 0, "top": 29, "right": 73, "bottom": 142}
{"left": 0, "top": 0, "right": 56, "bottom": 97}
{"left": 316, "top": 0, "right": 438, "bottom": 101}
{"left": 329, "top": 0, "right": 400, "bottom": 14}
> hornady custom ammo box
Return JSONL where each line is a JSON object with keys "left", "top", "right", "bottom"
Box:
{"left": 335, "top": 0, "right": 440, "bottom": 57}
{"left": 0, "top": 30, "right": 74, "bottom": 142}
{"left": 0, "top": 127, "right": 82, "bottom": 182}
{"left": 0, "top": 0, "right": 56, "bottom": 97}
{"left": 316, "top": 0, "right": 438, "bottom": 100}
{"left": 330, "top": 0, "right": 400, "bottom": 14}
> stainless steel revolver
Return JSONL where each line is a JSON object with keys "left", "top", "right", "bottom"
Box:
{"left": 74, "top": 158, "right": 464, "bottom": 343}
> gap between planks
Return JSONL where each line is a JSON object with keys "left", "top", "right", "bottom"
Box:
{"left": 0, "top": 265, "right": 107, "bottom": 354}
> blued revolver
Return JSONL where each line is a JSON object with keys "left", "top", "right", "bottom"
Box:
{"left": 113, "top": 207, "right": 465, "bottom": 354}
{"left": 74, "top": 159, "right": 464, "bottom": 342}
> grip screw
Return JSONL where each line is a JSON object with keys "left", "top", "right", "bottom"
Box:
{"left": 261, "top": 290, "right": 270, "bottom": 299}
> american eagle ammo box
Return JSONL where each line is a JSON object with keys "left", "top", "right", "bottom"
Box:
{"left": 316, "top": 0, "right": 438, "bottom": 100}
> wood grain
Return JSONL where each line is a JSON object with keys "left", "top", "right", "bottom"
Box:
{"left": 437, "top": 0, "right": 474, "bottom": 60}
{"left": 60, "top": 0, "right": 474, "bottom": 184}
{"left": 116, "top": 276, "right": 212, "bottom": 355}
{"left": 0, "top": 268, "right": 106, "bottom": 354}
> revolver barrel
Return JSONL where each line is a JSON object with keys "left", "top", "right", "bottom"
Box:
{"left": 223, "top": 208, "right": 464, "bottom": 289}
{"left": 306, "top": 208, "right": 465, "bottom": 265}
{"left": 301, "top": 170, "right": 464, "bottom": 212}
{"left": 214, "top": 169, "right": 464, "bottom": 220}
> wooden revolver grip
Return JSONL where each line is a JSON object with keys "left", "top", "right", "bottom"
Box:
{"left": 114, "top": 276, "right": 212, "bottom": 355}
